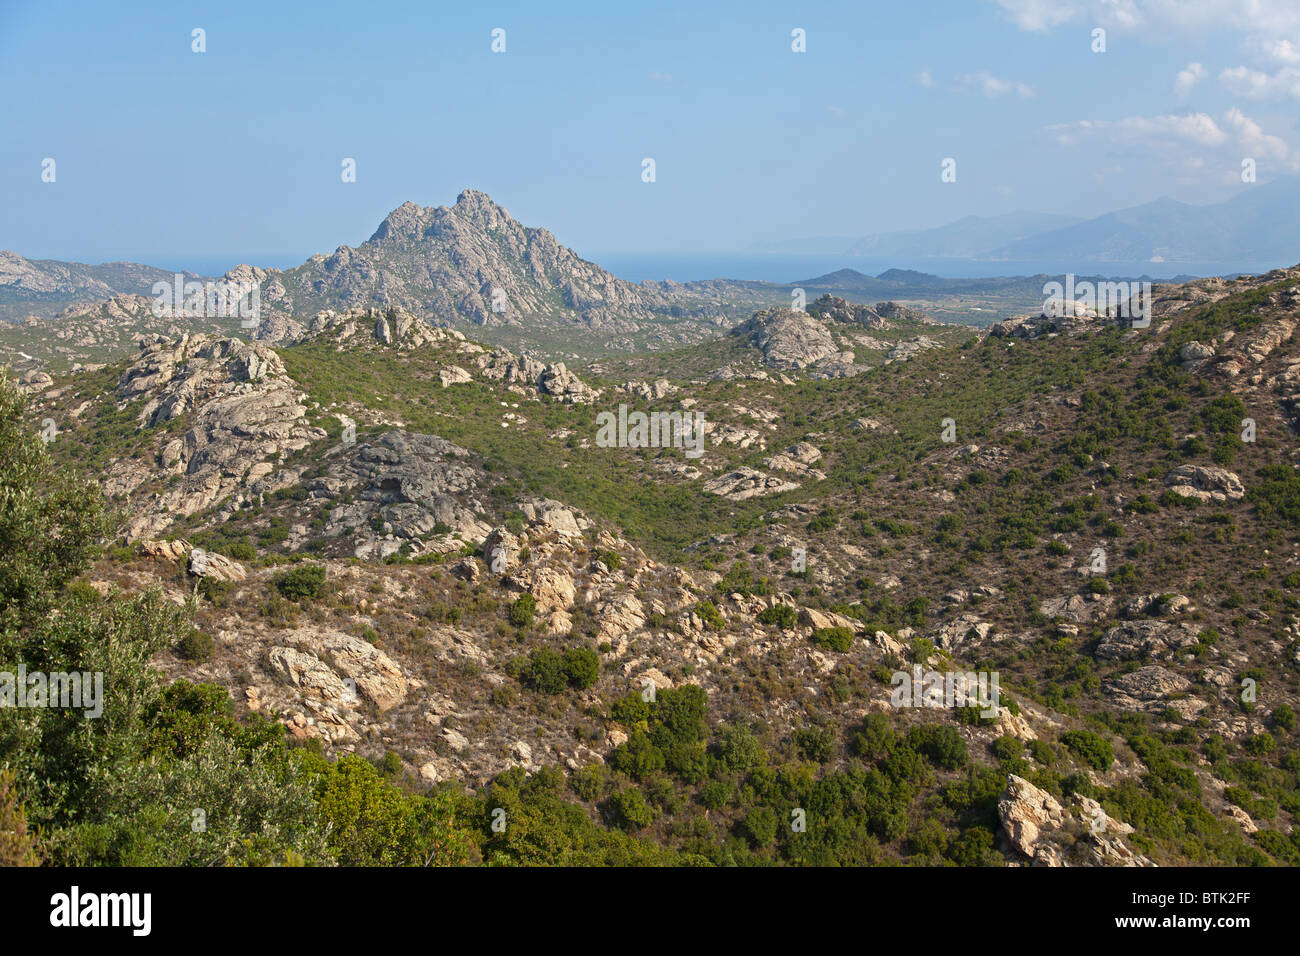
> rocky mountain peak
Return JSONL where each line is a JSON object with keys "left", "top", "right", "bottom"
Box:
{"left": 367, "top": 200, "right": 432, "bottom": 243}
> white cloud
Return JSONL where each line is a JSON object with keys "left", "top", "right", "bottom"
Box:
{"left": 991, "top": 0, "right": 1087, "bottom": 32}
{"left": 1047, "top": 109, "right": 1294, "bottom": 168}
{"left": 1269, "top": 38, "right": 1300, "bottom": 63}
{"left": 1219, "top": 64, "right": 1300, "bottom": 100}
{"left": 994, "top": 0, "right": 1300, "bottom": 35}
{"left": 1113, "top": 112, "right": 1228, "bottom": 147}
{"left": 993, "top": 0, "right": 1300, "bottom": 68}
{"left": 913, "top": 69, "right": 936, "bottom": 88}
{"left": 1173, "top": 62, "right": 1206, "bottom": 97}
{"left": 1245, "top": 37, "right": 1300, "bottom": 64}
{"left": 648, "top": 72, "right": 673, "bottom": 83}
{"left": 954, "top": 71, "right": 1035, "bottom": 98}
{"left": 1222, "top": 106, "right": 1289, "bottom": 159}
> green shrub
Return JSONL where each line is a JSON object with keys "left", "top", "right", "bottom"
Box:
{"left": 694, "top": 600, "right": 725, "bottom": 630}
{"left": 274, "top": 564, "right": 327, "bottom": 601}
{"left": 990, "top": 736, "right": 1023, "bottom": 761}
{"left": 910, "top": 724, "right": 968, "bottom": 770}
{"left": 1027, "top": 740, "right": 1056, "bottom": 765}
{"left": 508, "top": 593, "right": 537, "bottom": 628}
{"left": 609, "top": 788, "right": 654, "bottom": 830}
{"left": 1060, "top": 729, "right": 1114, "bottom": 771}
{"left": 562, "top": 647, "right": 600, "bottom": 689}
{"left": 740, "top": 806, "right": 779, "bottom": 847}
{"left": 758, "top": 604, "right": 798, "bottom": 628}
{"left": 811, "top": 626, "right": 854, "bottom": 652}
{"left": 513, "top": 646, "right": 598, "bottom": 693}
{"left": 176, "top": 629, "right": 214, "bottom": 662}
{"left": 1271, "top": 705, "right": 1296, "bottom": 732}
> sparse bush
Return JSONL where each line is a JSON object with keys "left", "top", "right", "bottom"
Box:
{"left": 177, "top": 629, "right": 214, "bottom": 662}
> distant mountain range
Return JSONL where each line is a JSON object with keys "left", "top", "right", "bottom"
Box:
{"left": 789, "top": 267, "right": 1198, "bottom": 298}
{"left": 0, "top": 252, "right": 206, "bottom": 322}
{"left": 849, "top": 212, "right": 1084, "bottom": 258}
{"left": 5, "top": 181, "right": 1298, "bottom": 358}
{"left": 754, "top": 178, "right": 1300, "bottom": 265}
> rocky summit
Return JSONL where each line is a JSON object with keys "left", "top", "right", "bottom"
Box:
{"left": 231, "top": 190, "right": 756, "bottom": 354}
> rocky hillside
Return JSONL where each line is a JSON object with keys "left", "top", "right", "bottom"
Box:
{"left": 13, "top": 265, "right": 1300, "bottom": 867}
{"left": 0, "top": 251, "right": 206, "bottom": 323}
{"left": 0, "top": 293, "right": 246, "bottom": 372}
{"left": 231, "top": 190, "right": 765, "bottom": 354}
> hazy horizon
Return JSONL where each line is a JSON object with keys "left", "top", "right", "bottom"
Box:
{"left": 6, "top": 0, "right": 1300, "bottom": 262}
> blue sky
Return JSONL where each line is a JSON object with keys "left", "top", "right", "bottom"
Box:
{"left": 3, "top": 0, "right": 1299, "bottom": 267}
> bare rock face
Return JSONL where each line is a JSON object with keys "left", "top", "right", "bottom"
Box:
{"left": 597, "top": 593, "right": 647, "bottom": 644}
{"left": 763, "top": 442, "right": 825, "bottom": 479}
{"left": 16, "top": 369, "right": 54, "bottom": 394}
{"left": 116, "top": 334, "right": 326, "bottom": 539}
{"left": 267, "top": 646, "right": 353, "bottom": 706}
{"left": 1095, "top": 621, "right": 1200, "bottom": 660}
{"left": 886, "top": 336, "right": 944, "bottom": 363}
{"left": 702, "top": 466, "right": 800, "bottom": 500}
{"left": 1179, "top": 341, "right": 1216, "bottom": 368}
{"left": 1163, "top": 464, "right": 1245, "bottom": 502}
{"left": 520, "top": 499, "right": 586, "bottom": 538}
{"left": 1039, "top": 593, "right": 1113, "bottom": 623}
{"left": 1223, "top": 804, "right": 1258, "bottom": 833}
{"left": 438, "top": 365, "right": 473, "bottom": 387}
{"left": 797, "top": 607, "right": 859, "bottom": 632}
{"left": 537, "top": 362, "right": 599, "bottom": 403}
{"left": 309, "top": 431, "right": 493, "bottom": 559}
{"left": 999, "top": 775, "right": 1066, "bottom": 863}
{"left": 623, "top": 378, "right": 677, "bottom": 401}
{"left": 255, "top": 305, "right": 454, "bottom": 350}
{"left": 730, "top": 308, "right": 842, "bottom": 370}
{"left": 139, "top": 539, "right": 189, "bottom": 562}
{"left": 476, "top": 348, "right": 600, "bottom": 403}
{"left": 308, "top": 630, "right": 409, "bottom": 712}
{"left": 529, "top": 566, "right": 577, "bottom": 614}
{"left": 998, "top": 775, "right": 1153, "bottom": 867}
{"left": 187, "top": 547, "right": 247, "bottom": 582}
{"left": 1126, "top": 593, "right": 1191, "bottom": 617}
{"left": 141, "top": 537, "right": 245, "bottom": 580}
{"left": 989, "top": 304, "right": 1112, "bottom": 340}
{"left": 929, "top": 613, "right": 994, "bottom": 651}
{"left": 1104, "top": 665, "right": 1204, "bottom": 717}
{"left": 267, "top": 627, "right": 411, "bottom": 714}
{"left": 482, "top": 527, "right": 521, "bottom": 573}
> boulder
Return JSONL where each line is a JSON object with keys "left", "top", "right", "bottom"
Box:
{"left": 1163, "top": 464, "right": 1245, "bottom": 502}
{"left": 1095, "top": 621, "right": 1199, "bottom": 660}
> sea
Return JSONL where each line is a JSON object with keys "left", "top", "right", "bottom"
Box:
{"left": 150, "top": 252, "right": 1287, "bottom": 286}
